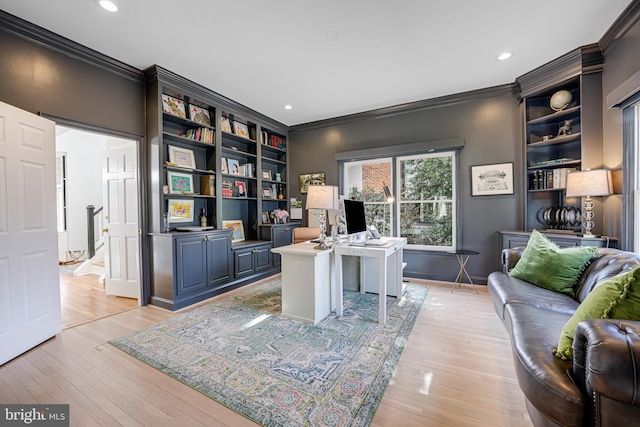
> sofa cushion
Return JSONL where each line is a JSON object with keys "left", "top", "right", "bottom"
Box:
{"left": 574, "top": 249, "right": 640, "bottom": 303}
{"left": 508, "top": 229, "right": 597, "bottom": 296}
{"left": 488, "top": 272, "right": 579, "bottom": 324}
{"left": 506, "top": 303, "right": 584, "bottom": 427}
{"left": 554, "top": 267, "right": 640, "bottom": 360}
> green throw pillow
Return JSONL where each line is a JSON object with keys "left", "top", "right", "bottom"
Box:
{"left": 509, "top": 229, "right": 597, "bottom": 296}
{"left": 554, "top": 266, "right": 640, "bottom": 360}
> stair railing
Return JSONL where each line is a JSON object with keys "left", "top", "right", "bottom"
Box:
{"left": 86, "top": 205, "right": 104, "bottom": 259}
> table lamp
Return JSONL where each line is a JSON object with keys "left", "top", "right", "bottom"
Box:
{"left": 305, "top": 185, "right": 339, "bottom": 249}
{"left": 565, "top": 169, "right": 612, "bottom": 237}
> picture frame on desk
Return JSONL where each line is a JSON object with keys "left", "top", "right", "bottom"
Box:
{"left": 222, "top": 220, "right": 245, "bottom": 242}
{"left": 167, "top": 171, "right": 194, "bottom": 194}
{"left": 168, "top": 145, "right": 196, "bottom": 169}
{"left": 167, "top": 199, "right": 194, "bottom": 223}
{"left": 220, "top": 116, "right": 232, "bottom": 133}
{"left": 188, "top": 104, "right": 210, "bottom": 126}
{"left": 161, "top": 94, "right": 186, "bottom": 118}
{"left": 470, "top": 162, "right": 514, "bottom": 196}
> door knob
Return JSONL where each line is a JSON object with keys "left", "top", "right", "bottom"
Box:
{"left": 102, "top": 228, "right": 109, "bottom": 233}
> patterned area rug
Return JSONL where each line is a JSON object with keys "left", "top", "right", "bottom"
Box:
{"left": 109, "top": 279, "right": 428, "bottom": 427}
{"left": 58, "top": 262, "right": 78, "bottom": 275}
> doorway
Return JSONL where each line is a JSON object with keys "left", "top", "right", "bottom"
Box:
{"left": 55, "top": 125, "right": 140, "bottom": 328}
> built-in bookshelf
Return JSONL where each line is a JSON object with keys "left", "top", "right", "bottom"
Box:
{"left": 517, "top": 46, "right": 604, "bottom": 232}
{"left": 145, "top": 65, "right": 291, "bottom": 310}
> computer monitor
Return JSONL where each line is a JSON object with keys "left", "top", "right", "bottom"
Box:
{"left": 343, "top": 199, "right": 367, "bottom": 235}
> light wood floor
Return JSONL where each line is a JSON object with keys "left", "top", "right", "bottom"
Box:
{"left": 59, "top": 271, "right": 138, "bottom": 329}
{"left": 1, "top": 277, "right": 532, "bottom": 427}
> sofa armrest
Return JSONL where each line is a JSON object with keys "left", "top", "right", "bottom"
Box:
{"left": 573, "top": 319, "right": 640, "bottom": 406}
{"left": 501, "top": 247, "right": 525, "bottom": 273}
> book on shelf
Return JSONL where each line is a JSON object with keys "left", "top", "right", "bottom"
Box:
{"left": 179, "top": 127, "right": 213, "bottom": 144}
{"left": 220, "top": 116, "right": 232, "bottom": 133}
{"left": 222, "top": 180, "right": 233, "bottom": 197}
{"left": 260, "top": 130, "right": 286, "bottom": 151}
{"left": 162, "top": 94, "right": 186, "bottom": 118}
{"left": 188, "top": 104, "right": 211, "bottom": 126}
{"left": 238, "top": 163, "right": 254, "bottom": 178}
{"left": 530, "top": 168, "right": 577, "bottom": 190}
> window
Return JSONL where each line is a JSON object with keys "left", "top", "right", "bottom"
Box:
{"left": 397, "top": 151, "right": 456, "bottom": 250}
{"left": 633, "top": 104, "right": 640, "bottom": 252}
{"left": 341, "top": 150, "right": 457, "bottom": 251}
{"left": 343, "top": 158, "right": 392, "bottom": 236}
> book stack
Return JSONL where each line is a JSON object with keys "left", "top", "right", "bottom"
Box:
{"left": 238, "top": 163, "right": 254, "bottom": 178}
{"left": 181, "top": 127, "right": 214, "bottom": 144}
{"left": 222, "top": 180, "right": 233, "bottom": 197}
{"left": 260, "top": 131, "right": 286, "bottom": 151}
{"left": 530, "top": 168, "right": 577, "bottom": 190}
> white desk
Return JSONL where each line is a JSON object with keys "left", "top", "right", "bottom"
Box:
{"left": 271, "top": 242, "right": 334, "bottom": 324}
{"left": 333, "top": 237, "right": 407, "bottom": 325}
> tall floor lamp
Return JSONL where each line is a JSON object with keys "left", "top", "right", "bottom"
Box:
{"left": 565, "top": 169, "right": 612, "bottom": 237}
{"left": 306, "top": 185, "right": 339, "bottom": 250}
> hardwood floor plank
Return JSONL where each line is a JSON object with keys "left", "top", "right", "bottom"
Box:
{"left": 0, "top": 278, "right": 531, "bottom": 426}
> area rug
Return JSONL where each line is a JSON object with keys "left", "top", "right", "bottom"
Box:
{"left": 109, "top": 279, "right": 428, "bottom": 427}
{"left": 58, "top": 262, "right": 78, "bottom": 275}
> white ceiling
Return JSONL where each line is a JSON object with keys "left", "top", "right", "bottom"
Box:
{"left": 0, "top": 1, "right": 633, "bottom": 126}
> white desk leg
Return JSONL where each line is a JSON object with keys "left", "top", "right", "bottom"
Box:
{"left": 330, "top": 251, "right": 336, "bottom": 311}
{"left": 379, "top": 254, "right": 387, "bottom": 325}
{"left": 335, "top": 253, "right": 343, "bottom": 317}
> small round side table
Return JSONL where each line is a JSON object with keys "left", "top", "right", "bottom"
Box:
{"left": 447, "top": 249, "right": 479, "bottom": 294}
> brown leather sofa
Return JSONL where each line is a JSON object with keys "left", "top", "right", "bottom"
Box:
{"left": 488, "top": 247, "right": 640, "bottom": 427}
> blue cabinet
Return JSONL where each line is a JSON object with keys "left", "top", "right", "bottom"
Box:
{"left": 260, "top": 223, "right": 299, "bottom": 267}
{"left": 233, "top": 242, "right": 272, "bottom": 278}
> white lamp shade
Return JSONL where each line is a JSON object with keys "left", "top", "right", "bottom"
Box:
{"left": 305, "top": 185, "right": 339, "bottom": 210}
{"left": 565, "top": 169, "right": 612, "bottom": 197}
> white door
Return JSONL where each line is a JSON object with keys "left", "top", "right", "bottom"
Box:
{"left": 0, "top": 101, "right": 60, "bottom": 366}
{"left": 103, "top": 143, "right": 140, "bottom": 300}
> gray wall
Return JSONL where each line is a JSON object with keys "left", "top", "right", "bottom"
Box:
{"left": 289, "top": 89, "right": 522, "bottom": 282}
{"left": 601, "top": 4, "right": 640, "bottom": 249}
{"left": 0, "top": 18, "right": 145, "bottom": 136}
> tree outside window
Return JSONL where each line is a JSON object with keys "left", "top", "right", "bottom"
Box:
{"left": 343, "top": 159, "right": 392, "bottom": 236}
{"left": 397, "top": 152, "right": 456, "bottom": 250}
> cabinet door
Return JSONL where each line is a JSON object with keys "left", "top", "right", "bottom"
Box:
{"left": 175, "top": 235, "right": 208, "bottom": 296}
{"left": 234, "top": 248, "right": 255, "bottom": 278}
{"left": 206, "top": 233, "right": 232, "bottom": 287}
{"left": 255, "top": 245, "right": 272, "bottom": 272}
{"left": 272, "top": 225, "right": 295, "bottom": 267}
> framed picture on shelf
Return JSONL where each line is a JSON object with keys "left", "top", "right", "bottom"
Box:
{"left": 233, "top": 121, "right": 250, "bottom": 139}
{"left": 221, "top": 157, "right": 228, "bottom": 174}
{"left": 222, "top": 220, "right": 245, "bottom": 242}
{"left": 262, "top": 188, "right": 271, "bottom": 198}
{"left": 470, "top": 162, "right": 514, "bottom": 196}
{"left": 262, "top": 170, "right": 272, "bottom": 180}
{"left": 167, "top": 199, "right": 194, "bottom": 222}
{"left": 168, "top": 145, "right": 196, "bottom": 169}
{"left": 227, "top": 159, "right": 240, "bottom": 175}
{"left": 167, "top": 171, "right": 194, "bottom": 194}
{"left": 188, "top": 104, "right": 210, "bottom": 126}
{"left": 234, "top": 180, "right": 247, "bottom": 197}
{"left": 261, "top": 211, "right": 270, "bottom": 224}
{"left": 161, "top": 94, "right": 186, "bottom": 118}
{"left": 220, "top": 116, "right": 232, "bottom": 133}
{"left": 299, "top": 172, "right": 326, "bottom": 193}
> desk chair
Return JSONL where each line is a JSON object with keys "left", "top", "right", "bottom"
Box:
{"left": 293, "top": 227, "right": 321, "bottom": 244}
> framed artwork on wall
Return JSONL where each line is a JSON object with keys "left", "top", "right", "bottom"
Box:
{"left": 470, "top": 162, "right": 514, "bottom": 196}
{"left": 299, "top": 172, "right": 325, "bottom": 193}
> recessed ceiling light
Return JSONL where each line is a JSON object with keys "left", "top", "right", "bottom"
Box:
{"left": 283, "top": 105, "right": 293, "bottom": 110}
{"left": 497, "top": 52, "right": 513, "bottom": 61}
{"left": 97, "top": 0, "right": 118, "bottom": 12}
